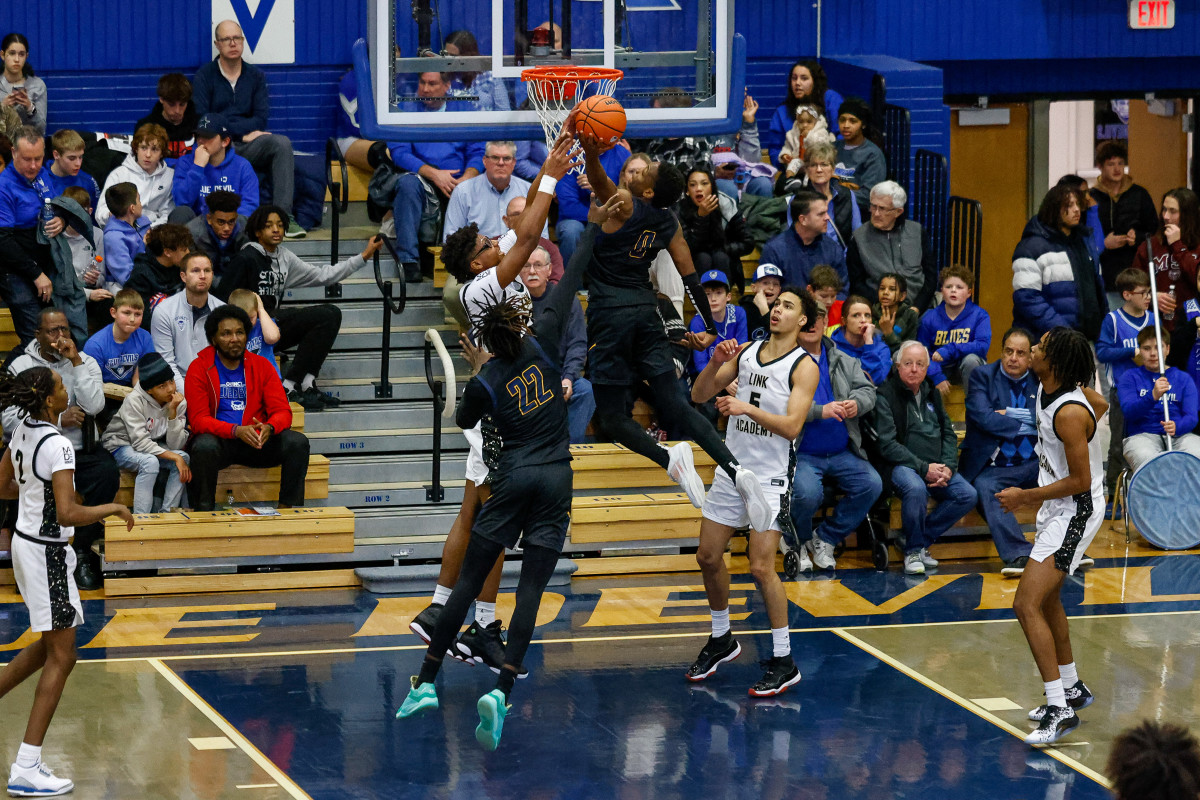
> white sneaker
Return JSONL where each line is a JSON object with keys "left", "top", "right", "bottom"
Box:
{"left": 903, "top": 551, "right": 926, "bottom": 575}
{"left": 810, "top": 537, "right": 837, "bottom": 570}
{"left": 8, "top": 761, "right": 73, "bottom": 797}
{"left": 1077, "top": 555, "right": 1095, "bottom": 569}
{"left": 919, "top": 547, "right": 939, "bottom": 569}
{"left": 666, "top": 442, "right": 706, "bottom": 508}
{"left": 797, "top": 544, "right": 813, "bottom": 573}
{"left": 733, "top": 466, "right": 774, "bottom": 532}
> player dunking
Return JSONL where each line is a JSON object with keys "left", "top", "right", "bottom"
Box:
{"left": 997, "top": 327, "right": 1106, "bottom": 745}
{"left": 686, "top": 288, "right": 819, "bottom": 696}
{"left": 571, "top": 128, "right": 776, "bottom": 533}
{"left": 0, "top": 367, "right": 133, "bottom": 796}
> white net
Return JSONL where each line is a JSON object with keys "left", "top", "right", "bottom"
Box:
{"left": 523, "top": 68, "right": 622, "bottom": 174}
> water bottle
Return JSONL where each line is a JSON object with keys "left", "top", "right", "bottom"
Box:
{"left": 226, "top": 489, "right": 236, "bottom": 508}
{"left": 40, "top": 198, "right": 54, "bottom": 236}
{"left": 1164, "top": 284, "right": 1176, "bottom": 322}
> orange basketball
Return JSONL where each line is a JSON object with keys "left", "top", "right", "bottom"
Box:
{"left": 575, "top": 95, "right": 627, "bottom": 147}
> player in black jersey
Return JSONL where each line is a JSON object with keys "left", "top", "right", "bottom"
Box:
{"left": 397, "top": 196, "right": 624, "bottom": 751}
{"left": 572, "top": 128, "right": 776, "bottom": 533}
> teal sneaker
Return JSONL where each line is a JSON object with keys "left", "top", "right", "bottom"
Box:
{"left": 475, "top": 689, "right": 510, "bottom": 751}
{"left": 396, "top": 677, "right": 439, "bottom": 719}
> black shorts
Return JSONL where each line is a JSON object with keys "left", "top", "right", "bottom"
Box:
{"left": 472, "top": 461, "right": 573, "bottom": 552}
{"left": 586, "top": 303, "right": 677, "bottom": 386}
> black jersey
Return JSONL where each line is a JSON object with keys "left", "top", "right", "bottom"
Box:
{"left": 588, "top": 198, "right": 681, "bottom": 309}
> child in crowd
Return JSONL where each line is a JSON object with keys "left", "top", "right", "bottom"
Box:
{"left": 917, "top": 265, "right": 992, "bottom": 394}
{"left": 83, "top": 289, "right": 155, "bottom": 388}
{"left": 1096, "top": 268, "right": 1152, "bottom": 508}
{"left": 101, "top": 182, "right": 150, "bottom": 292}
{"left": 95, "top": 122, "right": 175, "bottom": 228}
{"left": 1118, "top": 327, "right": 1200, "bottom": 473}
{"left": 59, "top": 186, "right": 109, "bottom": 322}
{"left": 689, "top": 269, "right": 748, "bottom": 428}
{"left": 45, "top": 129, "right": 100, "bottom": 210}
{"left": 807, "top": 264, "right": 843, "bottom": 331}
{"left": 779, "top": 104, "right": 835, "bottom": 184}
{"left": 739, "top": 263, "right": 783, "bottom": 341}
{"left": 1187, "top": 275, "right": 1200, "bottom": 392}
{"left": 228, "top": 289, "right": 281, "bottom": 376}
{"left": 830, "top": 295, "right": 891, "bottom": 384}
{"left": 873, "top": 272, "right": 919, "bottom": 353}
{"left": 101, "top": 352, "right": 191, "bottom": 514}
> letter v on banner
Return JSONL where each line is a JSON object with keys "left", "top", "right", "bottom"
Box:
{"left": 212, "top": 0, "right": 295, "bottom": 64}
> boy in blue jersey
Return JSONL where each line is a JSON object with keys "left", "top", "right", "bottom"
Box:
{"left": 227, "top": 289, "right": 280, "bottom": 376}
{"left": 917, "top": 264, "right": 991, "bottom": 395}
{"left": 171, "top": 113, "right": 259, "bottom": 221}
{"left": 45, "top": 130, "right": 100, "bottom": 213}
{"left": 1118, "top": 327, "right": 1200, "bottom": 472}
{"left": 83, "top": 289, "right": 155, "bottom": 388}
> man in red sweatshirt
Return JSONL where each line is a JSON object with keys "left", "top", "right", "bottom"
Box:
{"left": 184, "top": 304, "right": 308, "bottom": 510}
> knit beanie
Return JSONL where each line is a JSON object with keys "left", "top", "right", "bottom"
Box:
{"left": 839, "top": 96, "right": 872, "bottom": 127}
{"left": 138, "top": 352, "right": 173, "bottom": 390}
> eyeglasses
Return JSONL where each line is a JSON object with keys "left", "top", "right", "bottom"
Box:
{"left": 472, "top": 238, "right": 495, "bottom": 261}
{"left": 216, "top": 35, "right": 245, "bottom": 44}
{"left": 1129, "top": 289, "right": 1151, "bottom": 296}
{"left": 485, "top": 155, "right": 515, "bottom": 164}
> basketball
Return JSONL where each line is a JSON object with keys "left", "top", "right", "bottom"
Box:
{"left": 575, "top": 95, "right": 627, "bottom": 147}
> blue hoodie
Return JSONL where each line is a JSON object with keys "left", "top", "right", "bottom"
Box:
{"left": 0, "top": 162, "right": 54, "bottom": 229}
{"left": 172, "top": 150, "right": 259, "bottom": 217}
{"left": 916, "top": 300, "right": 992, "bottom": 385}
{"left": 102, "top": 215, "right": 152, "bottom": 287}
{"left": 1118, "top": 365, "right": 1199, "bottom": 437}
{"left": 1096, "top": 308, "right": 1150, "bottom": 389}
{"left": 830, "top": 326, "right": 891, "bottom": 385}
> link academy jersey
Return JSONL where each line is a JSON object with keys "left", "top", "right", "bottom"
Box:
{"left": 726, "top": 341, "right": 812, "bottom": 486}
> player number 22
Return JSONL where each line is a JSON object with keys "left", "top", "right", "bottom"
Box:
{"left": 506, "top": 366, "right": 554, "bottom": 415}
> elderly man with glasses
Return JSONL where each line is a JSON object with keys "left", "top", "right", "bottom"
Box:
{"left": 847, "top": 180, "right": 939, "bottom": 314}
{"left": 443, "top": 141, "right": 546, "bottom": 243}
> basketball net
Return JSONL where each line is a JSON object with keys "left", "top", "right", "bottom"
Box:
{"left": 522, "top": 66, "right": 623, "bottom": 174}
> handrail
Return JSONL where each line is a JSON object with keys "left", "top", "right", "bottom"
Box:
{"left": 375, "top": 236, "right": 407, "bottom": 315}
{"left": 324, "top": 138, "right": 350, "bottom": 294}
{"left": 424, "top": 328, "right": 457, "bottom": 419}
{"left": 424, "top": 328, "right": 456, "bottom": 502}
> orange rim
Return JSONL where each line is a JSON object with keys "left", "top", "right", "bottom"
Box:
{"left": 520, "top": 66, "right": 624, "bottom": 83}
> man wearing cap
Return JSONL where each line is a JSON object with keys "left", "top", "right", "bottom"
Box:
{"left": 740, "top": 263, "right": 784, "bottom": 341}
{"left": 169, "top": 112, "right": 259, "bottom": 223}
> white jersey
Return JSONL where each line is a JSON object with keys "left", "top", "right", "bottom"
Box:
{"left": 726, "top": 341, "right": 811, "bottom": 487}
{"left": 10, "top": 418, "right": 75, "bottom": 544}
{"left": 459, "top": 231, "right": 532, "bottom": 343}
{"left": 1035, "top": 385, "right": 1104, "bottom": 523}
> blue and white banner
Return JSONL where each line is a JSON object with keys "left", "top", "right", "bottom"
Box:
{"left": 212, "top": 0, "right": 295, "bottom": 64}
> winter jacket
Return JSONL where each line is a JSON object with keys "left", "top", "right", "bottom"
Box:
{"left": 136, "top": 102, "right": 198, "bottom": 161}
{"left": 958, "top": 360, "right": 1040, "bottom": 482}
{"left": 172, "top": 150, "right": 259, "bottom": 217}
{"left": 916, "top": 301, "right": 992, "bottom": 386}
{"left": 763, "top": 89, "right": 845, "bottom": 166}
{"left": 216, "top": 243, "right": 367, "bottom": 311}
{"left": 803, "top": 338, "right": 877, "bottom": 461}
{"left": 125, "top": 252, "right": 183, "bottom": 329}
{"left": 101, "top": 383, "right": 189, "bottom": 456}
{"left": 0, "top": 75, "right": 48, "bottom": 135}
{"left": 1130, "top": 234, "right": 1200, "bottom": 333}
{"left": 870, "top": 370, "right": 959, "bottom": 476}
{"left": 95, "top": 154, "right": 175, "bottom": 228}
{"left": 1011, "top": 216, "right": 1106, "bottom": 340}
{"left": 151, "top": 290, "right": 225, "bottom": 385}
{"left": 676, "top": 191, "right": 754, "bottom": 262}
{"left": 1118, "top": 365, "right": 1198, "bottom": 437}
{"left": 872, "top": 301, "right": 920, "bottom": 354}
{"left": 1090, "top": 177, "right": 1158, "bottom": 288}
{"left": 2, "top": 340, "right": 104, "bottom": 451}
{"left": 830, "top": 327, "right": 891, "bottom": 386}
{"left": 187, "top": 214, "right": 249, "bottom": 277}
{"left": 760, "top": 227, "right": 848, "bottom": 298}
{"left": 192, "top": 59, "right": 271, "bottom": 140}
{"left": 848, "top": 219, "right": 938, "bottom": 313}
{"left": 185, "top": 346, "right": 292, "bottom": 439}
{"left": 101, "top": 215, "right": 151, "bottom": 290}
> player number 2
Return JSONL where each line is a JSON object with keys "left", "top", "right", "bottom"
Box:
{"left": 506, "top": 366, "right": 554, "bottom": 415}
{"left": 13, "top": 450, "right": 24, "bottom": 485}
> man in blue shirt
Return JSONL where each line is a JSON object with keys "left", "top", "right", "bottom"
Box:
{"left": 0, "top": 126, "right": 59, "bottom": 343}
{"left": 760, "top": 191, "right": 848, "bottom": 296}
{"left": 442, "top": 141, "right": 544, "bottom": 241}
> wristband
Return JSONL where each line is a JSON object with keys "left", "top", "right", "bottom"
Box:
{"left": 538, "top": 176, "right": 558, "bottom": 195}
{"left": 497, "top": 229, "right": 518, "bottom": 255}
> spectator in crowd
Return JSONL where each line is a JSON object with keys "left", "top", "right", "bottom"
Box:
{"left": 1131, "top": 187, "right": 1200, "bottom": 366}
{"left": 874, "top": 272, "right": 920, "bottom": 354}
{"left": 333, "top": 68, "right": 383, "bottom": 172}
{"left": 1058, "top": 173, "right": 1106, "bottom": 263}
{"left": 3, "top": 308, "right": 115, "bottom": 589}
{"left": 100, "top": 183, "right": 150, "bottom": 292}
{"left": 834, "top": 97, "right": 886, "bottom": 213}
{"left": 689, "top": 269, "right": 747, "bottom": 427}
{"left": 96, "top": 123, "right": 175, "bottom": 228}
{"left": 0, "top": 34, "right": 46, "bottom": 135}
{"left": 917, "top": 265, "right": 991, "bottom": 394}
{"left": 521, "top": 246, "right": 593, "bottom": 443}
{"left": 1097, "top": 268, "right": 1152, "bottom": 507}
{"left": 186, "top": 189, "right": 248, "bottom": 277}
{"left": 740, "top": 263, "right": 783, "bottom": 342}
{"left": 1089, "top": 140, "right": 1158, "bottom": 307}
{"left": 555, "top": 140, "right": 629, "bottom": 265}
{"left": 1107, "top": 720, "right": 1200, "bottom": 800}
{"left": 807, "top": 265, "right": 844, "bottom": 330}
{"left": 0, "top": 125, "right": 59, "bottom": 344}
{"left": 185, "top": 305, "right": 309, "bottom": 511}
{"left": 387, "top": 71, "right": 483, "bottom": 282}
{"left": 137, "top": 73, "right": 198, "bottom": 160}
{"left": 777, "top": 104, "right": 826, "bottom": 173}
{"left": 1012, "top": 184, "right": 1106, "bottom": 341}
{"left": 152, "top": 251, "right": 224, "bottom": 384}
{"left": 194, "top": 20, "right": 304, "bottom": 237}
{"left": 760, "top": 190, "right": 848, "bottom": 294}
{"left": 170, "top": 113, "right": 258, "bottom": 222}
{"left": 125, "top": 223, "right": 194, "bottom": 327}
{"left": 959, "top": 327, "right": 1040, "bottom": 576}
{"left": 60, "top": 185, "right": 110, "bottom": 332}
{"left": 1187, "top": 276, "right": 1200, "bottom": 394}
{"left": 514, "top": 139, "right": 548, "bottom": 183}
{"left": 847, "top": 180, "right": 937, "bottom": 313}
{"left": 216, "top": 205, "right": 384, "bottom": 410}
{"left": 502, "top": 196, "right": 562, "bottom": 281}
{"left": 790, "top": 301, "right": 882, "bottom": 572}
{"left": 442, "top": 141, "right": 541, "bottom": 241}
{"left": 676, "top": 166, "right": 754, "bottom": 294}
{"left": 83, "top": 288, "right": 155, "bottom": 388}
{"left": 764, "top": 59, "right": 843, "bottom": 167}
{"left": 101, "top": 351, "right": 190, "bottom": 514}
{"left": 227, "top": 289, "right": 279, "bottom": 375}
{"left": 45, "top": 130, "right": 100, "bottom": 211}
{"left": 831, "top": 295, "right": 890, "bottom": 385}
{"left": 1119, "top": 327, "right": 1200, "bottom": 472}
{"left": 443, "top": 29, "right": 511, "bottom": 111}
{"left": 39, "top": 190, "right": 93, "bottom": 344}
{"left": 871, "top": 341, "right": 977, "bottom": 576}
{"left": 800, "top": 141, "right": 861, "bottom": 250}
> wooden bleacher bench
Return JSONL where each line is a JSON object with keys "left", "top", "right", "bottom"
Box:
{"left": 570, "top": 492, "right": 700, "bottom": 545}
{"left": 0, "top": 309, "right": 16, "bottom": 353}
{"left": 114, "top": 453, "right": 329, "bottom": 507}
{"left": 570, "top": 441, "right": 715, "bottom": 490}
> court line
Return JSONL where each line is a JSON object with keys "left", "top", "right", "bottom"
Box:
{"left": 148, "top": 658, "right": 312, "bottom": 800}
{"left": 831, "top": 628, "right": 1113, "bottom": 790}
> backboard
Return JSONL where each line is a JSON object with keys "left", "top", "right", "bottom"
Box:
{"left": 355, "top": 0, "right": 743, "bottom": 141}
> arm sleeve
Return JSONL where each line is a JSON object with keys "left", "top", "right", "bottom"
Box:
{"left": 872, "top": 392, "right": 926, "bottom": 473}
{"left": 32, "top": 83, "right": 48, "bottom": 129}
{"left": 1094, "top": 313, "right": 1124, "bottom": 363}
{"left": 441, "top": 188, "right": 469, "bottom": 241}
{"left": 69, "top": 357, "right": 106, "bottom": 416}
{"left": 1012, "top": 255, "right": 1070, "bottom": 333}
{"left": 390, "top": 143, "right": 425, "bottom": 174}
{"left": 764, "top": 105, "right": 787, "bottom": 167}
{"left": 121, "top": 396, "right": 167, "bottom": 456}
{"left": 165, "top": 400, "right": 189, "bottom": 451}
{"left": 941, "top": 404, "right": 960, "bottom": 471}
{"left": 172, "top": 157, "right": 201, "bottom": 209}
{"left": 236, "top": 163, "right": 260, "bottom": 215}
{"left": 852, "top": 149, "right": 887, "bottom": 209}
{"left": 455, "top": 377, "right": 491, "bottom": 430}
{"left": 862, "top": 341, "right": 891, "bottom": 385}
{"left": 682, "top": 271, "right": 717, "bottom": 334}
{"left": 958, "top": 308, "right": 992, "bottom": 361}
{"left": 514, "top": 140, "right": 541, "bottom": 181}
{"left": 555, "top": 175, "right": 589, "bottom": 222}
{"left": 151, "top": 304, "right": 184, "bottom": 385}
{"left": 736, "top": 119, "right": 761, "bottom": 163}
{"left": 559, "top": 299, "right": 588, "bottom": 383}
{"left": 1118, "top": 372, "right": 1154, "bottom": 425}
{"left": 463, "top": 140, "right": 486, "bottom": 175}
{"left": 102, "top": 230, "right": 135, "bottom": 286}
{"left": 281, "top": 250, "right": 366, "bottom": 289}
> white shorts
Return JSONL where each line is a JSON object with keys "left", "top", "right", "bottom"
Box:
{"left": 1030, "top": 502, "right": 1103, "bottom": 575}
{"left": 464, "top": 422, "right": 489, "bottom": 486}
{"left": 701, "top": 471, "right": 789, "bottom": 533}
{"left": 12, "top": 535, "right": 83, "bottom": 632}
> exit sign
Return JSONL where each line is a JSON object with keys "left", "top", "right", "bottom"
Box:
{"left": 1129, "top": 0, "right": 1175, "bottom": 29}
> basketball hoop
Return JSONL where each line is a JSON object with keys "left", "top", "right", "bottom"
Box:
{"left": 522, "top": 66, "right": 623, "bottom": 173}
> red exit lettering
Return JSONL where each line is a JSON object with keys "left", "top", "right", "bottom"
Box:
{"left": 1130, "top": 0, "right": 1175, "bottom": 29}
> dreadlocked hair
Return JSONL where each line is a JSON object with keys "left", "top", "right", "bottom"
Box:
{"left": 442, "top": 223, "right": 482, "bottom": 283}
{"left": 472, "top": 294, "right": 532, "bottom": 363}
{"left": 0, "top": 367, "right": 56, "bottom": 419}
{"left": 1107, "top": 720, "right": 1200, "bottom": 800}
{"left": 1043, "top": 326, "right": 1095, "bottom": 389}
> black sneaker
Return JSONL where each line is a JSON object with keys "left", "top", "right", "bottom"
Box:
{"left": 74, "top": 556, "right": 101, "bottom": 591}
{"left": 455, "top": 620, "right": 528, "bottom": 678}
{"left": 305, "top": 385, "right": 340, "bottom": 407}
{"left": 685, "top": 633, "right": 741, "bottom": 682}
{"left": 1028, "top": 680, "right": 1094, "bottom": 721}
{"left": 409, "top": 603, "right": 441, "bottom": 643}
{"left": 1001, "top": 556, "right": 1029, "bottom": 577}
{"left": 749, "top": 655, "right": 801, "bottom": 697}
{"left": 287, "top": 387, "right": 326, "bottom": 411}
{"left": 1024, "top": 704, "right": 1079, "bottom": 744}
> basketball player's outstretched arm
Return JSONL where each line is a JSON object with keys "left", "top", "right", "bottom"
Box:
{"left": 691, "top": 339, "right": 745, "bottom": 403}
{"left": 717, "top": 357, "right": 818, "bottom": 441}
{"left": 494, "top": 131, "right": 577, "bottom": 289}
{"left": 996, "top": 404, "right": 1095, "bottom": 511}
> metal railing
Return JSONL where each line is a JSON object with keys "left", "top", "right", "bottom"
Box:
{"left": 371, "top": 237, "right": 408, "bottom": 399}
{"left": 423, "top": 328, "right": 457, "bottom": 502}
{"left": 324, "top": 138, "right": 350, "bottom": 299}
{"left": 947, "top": 196, "right": 984, "bottom": 294}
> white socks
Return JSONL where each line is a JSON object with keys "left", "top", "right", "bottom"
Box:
{"left": 1045, "top": 678, "right": 1066, "bottom": 709}
{"left": 431, "top": 585, "right": 452, "bottom": 606}
{"left": 301, "top": 374, "right": 316, "bottom": 390}
{"left": 772, "top": 627, "right": 790, "bottom": 658}
{"left": 710, "top": 608, "right": 730, "bottom": 638}
{"left": 475, "top": 601, "right": 496, "bottom": 627}
{"left": 15, "top": 742, "right": 40, "bottom": 769}
{"left": 1059, "top": 662, "right": 1078, "bottom": 687}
